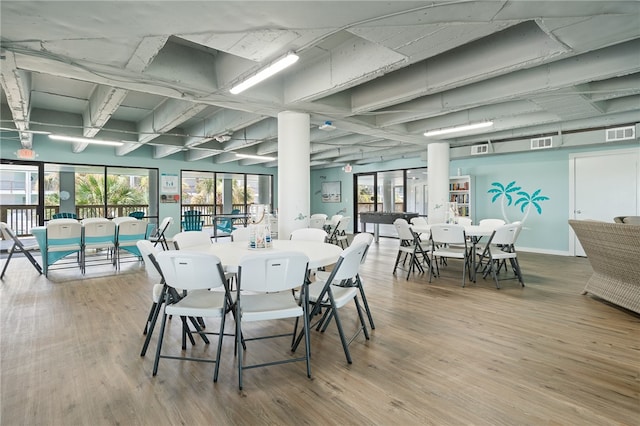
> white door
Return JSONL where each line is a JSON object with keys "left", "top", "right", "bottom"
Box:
{"left": 569, "top": 148, "right": 640, "bottom": 256}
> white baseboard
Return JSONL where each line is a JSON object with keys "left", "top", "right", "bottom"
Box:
{"left": 518, "top": 246, "right": 571, "bottom": 256}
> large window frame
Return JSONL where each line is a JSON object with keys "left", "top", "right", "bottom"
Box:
{"left": 180, "top": 170, "right": 273, "bottom": 229}
{"left": 0, "top": 159, "right": 159, "bottom": 235}
{"left": 353, "top": 166, "right": 427, "bottom": 237}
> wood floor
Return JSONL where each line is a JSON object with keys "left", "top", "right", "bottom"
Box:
{"left": 1, "top": 239, "right": 638, "bottom": 425}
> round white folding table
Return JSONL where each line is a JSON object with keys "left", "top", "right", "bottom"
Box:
{"left": 204, "top": 239, "right": 343, "bottom": 273}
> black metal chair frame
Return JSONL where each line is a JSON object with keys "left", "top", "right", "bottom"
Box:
{"left": 1, "top": 224, "right": 43, "bottom": 279}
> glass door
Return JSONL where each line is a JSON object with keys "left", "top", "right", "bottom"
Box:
{"left": 355, "top": 173, "right": 376, "bottom": 234}
{"left": 0, "top": 161, "right": 43, "bottom": 235}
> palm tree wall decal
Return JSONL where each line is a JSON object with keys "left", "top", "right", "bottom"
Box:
{"left": 488, "top": 181, "right": 549, "bottom": 224}
{"left": 488, "top": 181, "right": 521, "bottom": 223}
{"left": 515, "top": 189, "right": 550, "bottom": 223}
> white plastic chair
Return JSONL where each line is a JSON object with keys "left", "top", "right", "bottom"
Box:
{"left": 235, "top": 251, "right": 311, "bottom": 390}
{"left": 476, "top": 223, "right": 524, "bottom": 288}
{"left": 0, "top": 222, "right": 42, "bottom": 278}
{"left": 290, "top": 228, "right": 327, "bottom": 242}
{"left": 334, "top": 216, "right": 351, "bottom": 248}
{"left": 231, "top": 227, "right": 251, "bottom": 242}
{"left": 299, "top": 242, "right": 370, "bottom": 364}
{"left": 410, "top": 216, "right": 430, "bottom": 242}
{"left": 316, "top": 232, "right": 376, "bottom": 329}
{"left": 137, "top": 240, "right": 167, "bottom": 356}
{"left": 456, "top": 217, "right": 473, "bottom": 226}
{"left": 428, "top": 224, "right": 470, "bottom": 287}
{"left": 115, "top": 219, "right": 147, "bottom": 269}
{"left": 309, "top": 214, "right": 327, "bottom": 229}
{"left": 393, "top": 218, "right": 428, "bottom": 280}
{"left": 172, "top": 230, "right": 211, "bottom": 250}
{"left": 478, "top": 218, "right": 506, "bottom": 229}
{"left": 112, "top": 216, "right": 138, "bottom": 225}
{"left": 410, "top": 216, "right": 429, "bottom": 228}
{"left": 153, "top": 250, "right": 234, "bottom": 381}
{"left": 150, "top": 216, "right": 173, "bottom": 250}
{"left": 324, "top": 214, "right": 343, "bottom": 235}
{"left": 81, "top": 218, "right": 116, "bottom": 271}
{"left": 45, "top": 219, "right": 83, "bottom": 276}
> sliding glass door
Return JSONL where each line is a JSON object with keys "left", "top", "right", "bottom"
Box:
{"left": 181, "top": 170, "right": 273, "bottom": 231}
{"left": 0, "top": 161, "right": 43, "bottom": 235}
{"left": 354, "top": 167, "right": 428, "bottom": 237}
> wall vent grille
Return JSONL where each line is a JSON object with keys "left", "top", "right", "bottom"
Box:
{"left": 531, "top": 137, "right": 553, "bottom": 150}
{"left": 470, "top": 144, "right": 489, "bottom": 155}
{"left": 606, "top": 126, "right": 635, "bottom": 142}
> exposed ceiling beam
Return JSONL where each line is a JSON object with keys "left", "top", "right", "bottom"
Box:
{"left": 0, "top": 51, "right": 32, "bottom": 148}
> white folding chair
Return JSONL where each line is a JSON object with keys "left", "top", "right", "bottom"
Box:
{"left": 172, "top": 230, "right": 211, "bottom": 250}
{"left": 231, "top": 227, "right": 251, "bottom": 242}
{"left": 290, "top": 228, "right": 327, "bottom": 242}
{"left": 428, "top": 224, "right": 470, "bottom": 287}
{"left": 150, "top": 216, "right": 174, "bottom": 250}
{"left": 393, "top": 218, "right": 429, "bottom": 280}
{"left": 153, "top": 250, "right": 235, "bottom": 382}
{"left": 309, "top": 214, "right": 327, "bottom": 229}
{"left": 478, "top": 218, "right": 506, "bottom": 228}
{"left": 81, "top": 218, "right": 116, "bottom": 271}
{"left": 138, "top": 241, "right": 210, "bottom": 357}
{"left": 0, "top": 222, "right": 42, "bottom": 279}
{"left": 115, "top": 219, "right": 147, "bottom": 269}
{"left": 328, "top": 216, "right": 351, "bottom": 248}
{"left": 45, "top": 219, "right": 83, "bottom": 276}
{"left": 316, "top": 232, "right": 376, "bottom": 329}
{"left": 456, "top": 217, "right": 473, "bottom": 226}
{"left": 296, "top": 242, "right": 370, "bottom": 364}
{"left": 138, "top": 240, "right": 168, "bottom": 355}
{"left": 235, "top": 251, "right": 311, "bottom": 390}
{"left": 476, "top": 223, "right": 525, "bottom": 288}
{"left": 112, "top": 216, "right": 138, "bottom": 225}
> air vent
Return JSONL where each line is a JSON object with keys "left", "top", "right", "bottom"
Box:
{"left": 470, "top": 144, "right": 489, "bottom": 155}
{"left": 606, "top": 126, "right": 635, "bottom": 142}
{"left": 531, "top": 137, "right": 553, "bottom": 150}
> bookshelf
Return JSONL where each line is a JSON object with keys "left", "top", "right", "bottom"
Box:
{"left": 449, "top": 175, "right": 472, "bottom": 220}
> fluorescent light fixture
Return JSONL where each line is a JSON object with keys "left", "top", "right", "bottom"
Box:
{"left": 49, "top": 134, "right": 124, "bottom": 146}
{"left": 230, "top": 52, "right": 299, "bottom": 94}
{"left": 235, "top": 153, "right": 276, "bottom": 161}
{"left": 424, "top": 121, "right": 493, "bottom": 137}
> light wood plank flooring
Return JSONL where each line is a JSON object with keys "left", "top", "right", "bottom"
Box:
{"left": 1, "top": 239, "right": 638, "bottom": 425}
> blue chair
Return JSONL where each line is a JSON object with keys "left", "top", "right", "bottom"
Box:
{"left": 216, "top": 217, "right": 236, "bottom": 235}
{"left": 182, "top": 210, "right": 204, "bottom": 231}
{"left": 129, "top": 211, "right": 145, "bottom": 219}
{"left": 52, "top": 212, "right": 78, "bottom": 219}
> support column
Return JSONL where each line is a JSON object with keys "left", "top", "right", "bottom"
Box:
{"left": 59, "top": 171, "right": 75, "bottom": 215}
{"left": 277, "top": 111, "right": 310, "bottom": 239}
{"left": 223, "top": 179, "right": 233, "bottom": 213}
{"left": 382, "top": 177, "right": 393, "bottom": 212}
{"left": 257, "top": 175, "right": 270, "bottom": 205}
{"left": 427, "top": 142, "right": 450, "bottom": 224}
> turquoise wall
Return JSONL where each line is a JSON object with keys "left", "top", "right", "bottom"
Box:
{"left": 310, "top": 143, "right": 637, "bottom": 254}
